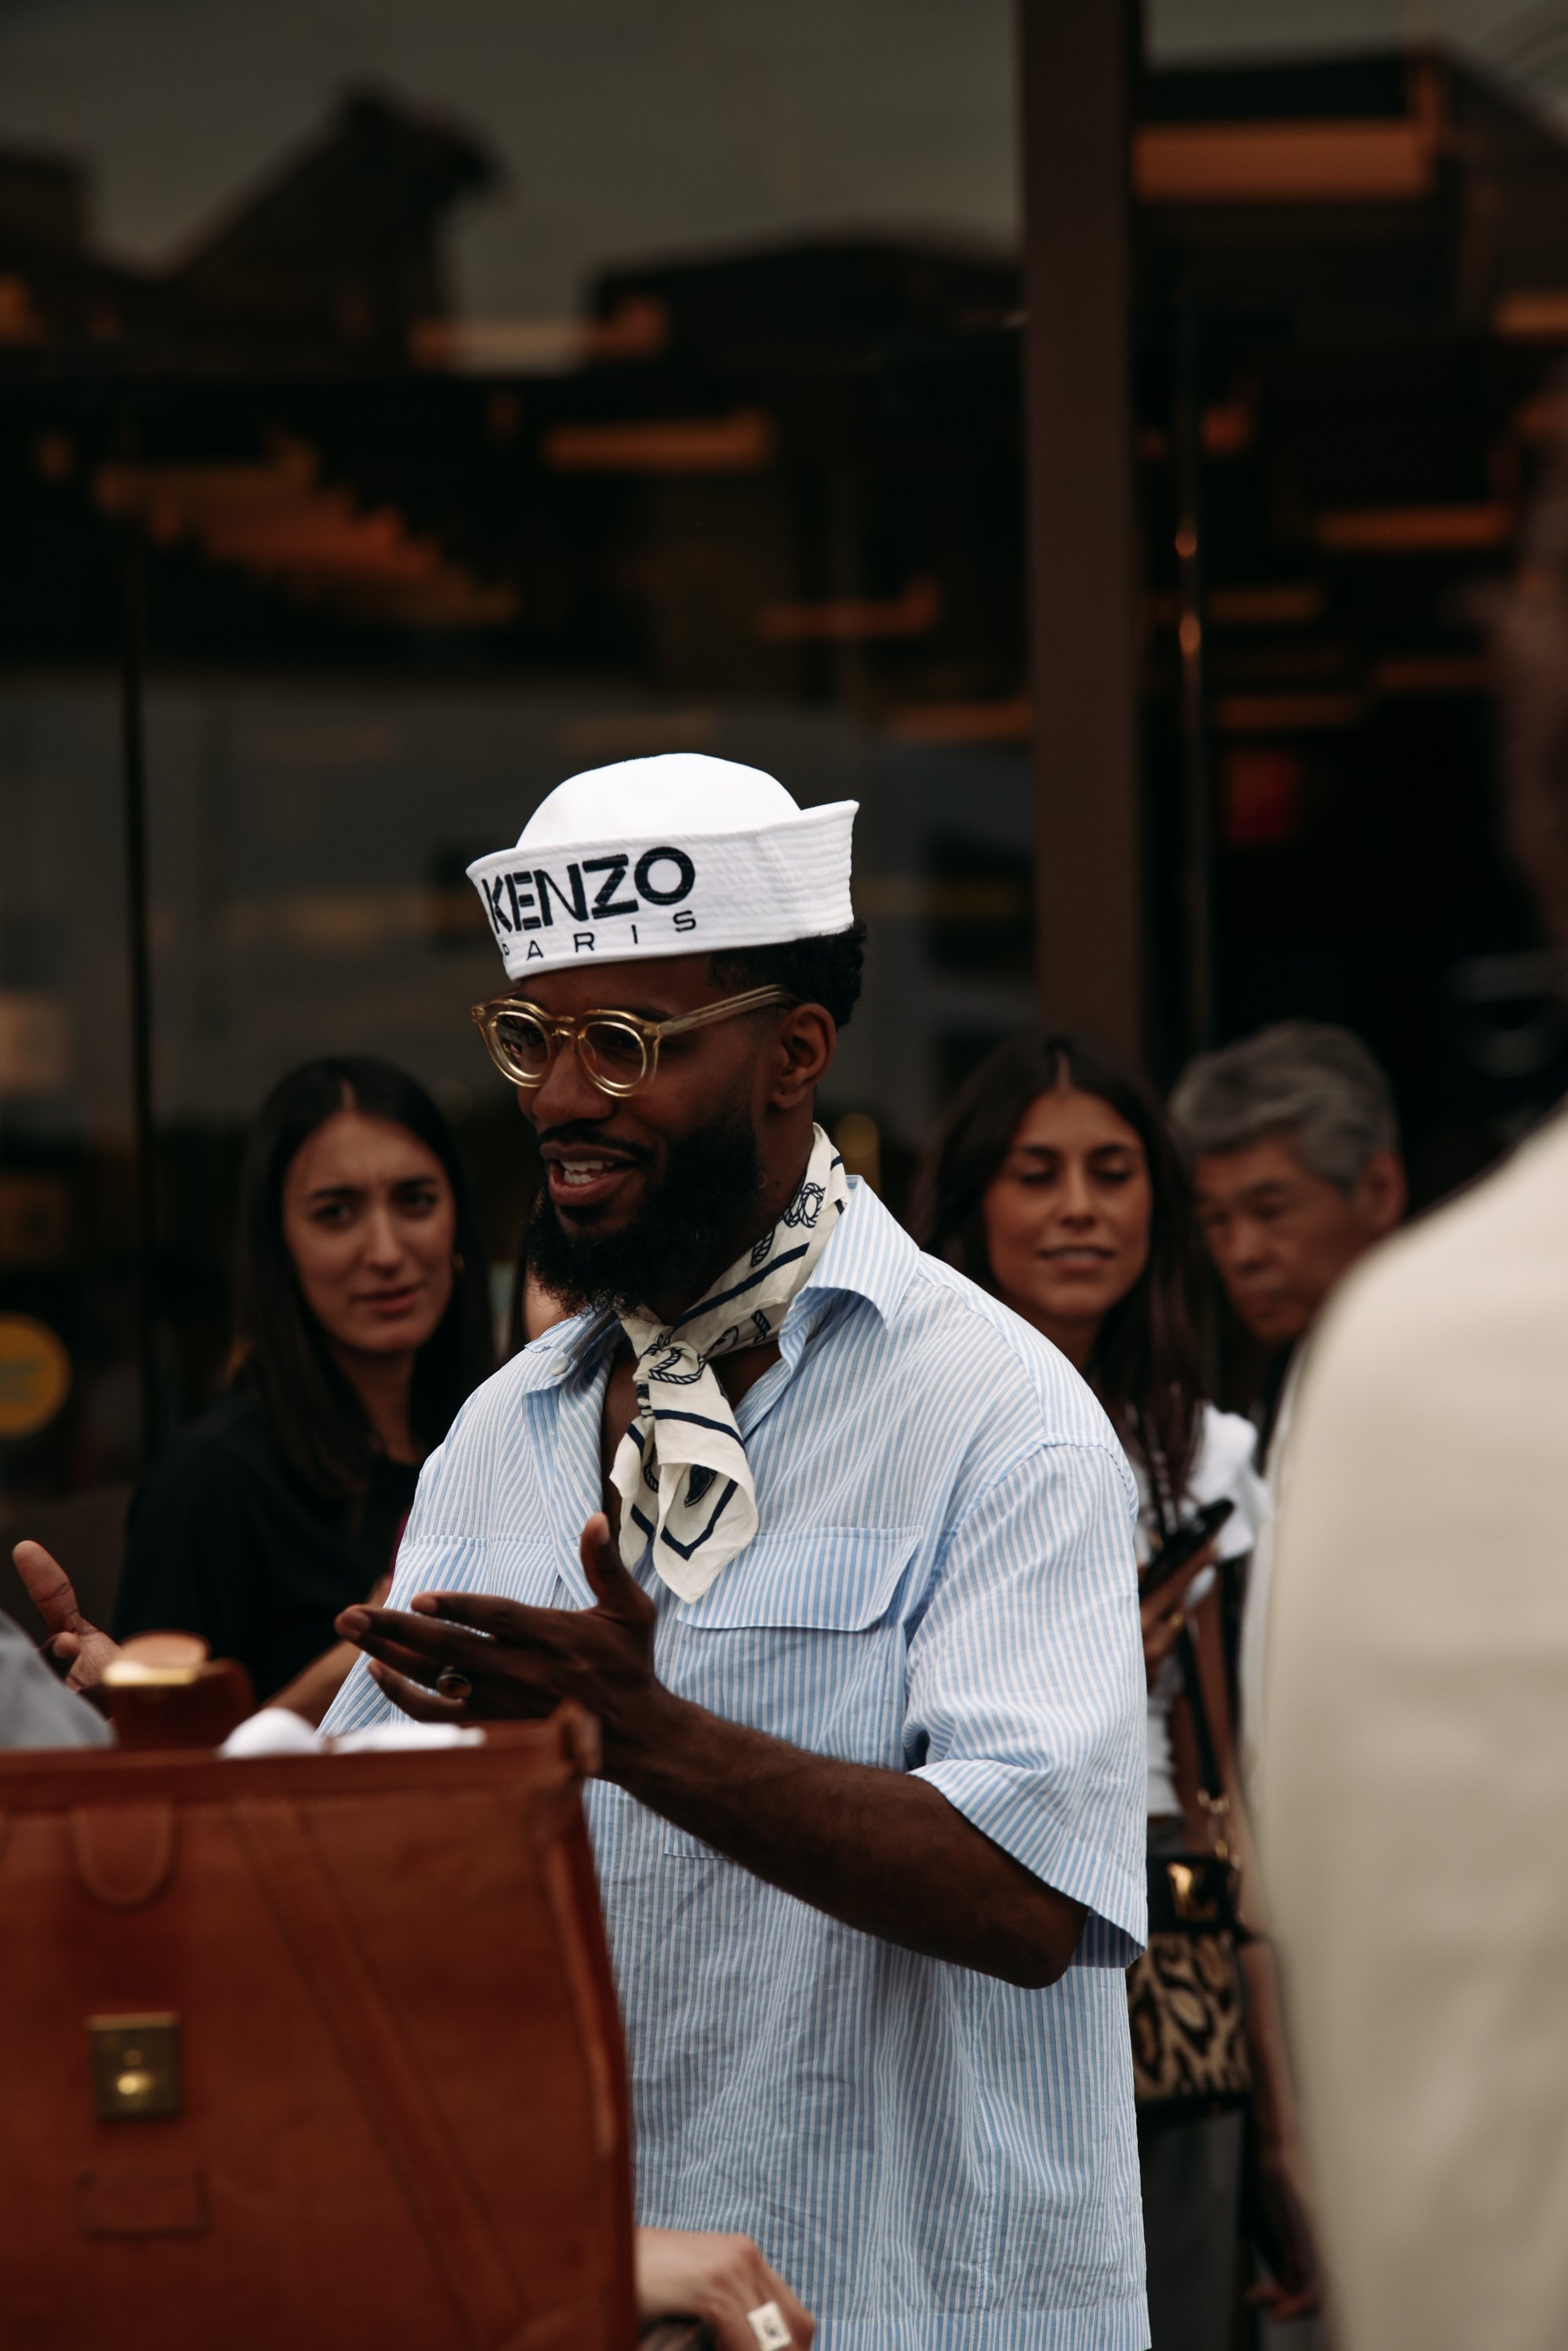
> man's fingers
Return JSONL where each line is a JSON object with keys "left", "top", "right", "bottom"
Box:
{"left": 338, "top": 1611, "right": 495, "bottom": 1689}
{"left": 706, "top": 2312, "right": 760, "bottom": 2351}
{"left": 403, "top": 1590, "right": 564, "bottom": 1644}
{"left": 632, "top": 2229, "right": 812, "bottom": 2351}
{"left": 762, "top": 2265, "right": 815, "bottom": 2348}
{"left": 12, "top": 1540, "right": 89, "bottom": 1636}
{"left": 365, "top": 1662, "right": 468, "bottom": 1722}
{"left": 703, "top": 2240, "right": 806, "bottom": 2351}
{"left": 347, "top": 1608, "right": 561, "bottom": 1722}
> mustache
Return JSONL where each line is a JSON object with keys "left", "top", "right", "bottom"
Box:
{"left": 526, "top": 1094, "right": 763, "bottom": 1319}
{"left": 534, "top": 1120, "right": 655, "bottom": 1166}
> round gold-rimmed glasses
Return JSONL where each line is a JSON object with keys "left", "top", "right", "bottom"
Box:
{"left": 470, "top": 983, "right": 797, "bottom": 1098}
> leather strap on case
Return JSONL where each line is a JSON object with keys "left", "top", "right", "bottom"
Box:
{"left": 70, "top": 1805, "right": 179, "bottom": 1909}
{"left": 233, "top": 1797, "right": 526, "bottom": 2351}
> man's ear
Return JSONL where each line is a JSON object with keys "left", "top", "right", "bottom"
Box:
{"left": 768, "top": 1002, "right": 837, "bottom": 1109}
{"left": 1356, "top": 1146, "right": 1407, "bottom": 1238}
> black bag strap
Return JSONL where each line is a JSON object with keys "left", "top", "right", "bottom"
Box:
{"left": 1145, "top": 1452, "right": 1231, "bottom": 1851}
{"left": 1174, "top": 1627, "right": 1226, "bottom": 1810}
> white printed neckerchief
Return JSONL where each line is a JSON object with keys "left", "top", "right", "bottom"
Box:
{"left": 610, "top": 1123, "right": 849, "bottom": 1602}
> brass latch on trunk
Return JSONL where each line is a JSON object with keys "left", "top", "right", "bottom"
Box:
{"left": 89, "top": 2014, "right": 182, "bottom": 2121}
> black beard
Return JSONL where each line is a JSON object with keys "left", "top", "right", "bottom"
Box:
{"left": 527, "top": 1101, "right": 765, "bottom": 1319}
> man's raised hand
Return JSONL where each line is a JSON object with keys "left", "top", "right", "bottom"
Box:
{"left": 336, "top": 1511, "right": 662, "bottom": 1764}
{"left": 11, "top": 1540, "right": 122, "bottom": 1694}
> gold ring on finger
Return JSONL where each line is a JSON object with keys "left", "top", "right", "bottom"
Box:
{"left": 435, "top": 1667, "right": 474, "bottom": 1702}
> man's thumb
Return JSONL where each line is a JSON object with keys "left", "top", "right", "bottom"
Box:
{"left": 13, "top": 1540, "right": 87, "bottom": 1635}
{"left": 579, "top": 1512, "right": 646, "bottom": 1616}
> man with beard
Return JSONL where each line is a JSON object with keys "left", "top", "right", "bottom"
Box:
{"left": 326, "top": 754, "right": 1148, "bottom": 2351}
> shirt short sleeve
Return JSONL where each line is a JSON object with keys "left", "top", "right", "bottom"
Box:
{"left": 0, "top": 1612, "right": 112, "bottom": 1749}
{"left": 906, "top": 1439, "right": 1147, "bottom": 1968}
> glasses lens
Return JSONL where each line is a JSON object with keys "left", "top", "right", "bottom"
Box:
{"left": 488, "top": 1008, "right": 552, "bottom": 1083}
{"left": 580, "top": 1018, "right": 649, "bottom": 1090}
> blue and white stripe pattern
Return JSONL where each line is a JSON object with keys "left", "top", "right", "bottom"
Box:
{"left": 327, "top": 1178, "right": 1150, "bottom": 2349}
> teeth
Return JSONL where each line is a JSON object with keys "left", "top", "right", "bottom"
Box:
{"left": 558, "top": 1161, "right": 615, "bottom": 1185}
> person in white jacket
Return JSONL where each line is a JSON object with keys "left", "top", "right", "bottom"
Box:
{"left": 1258, "top": 402, "right": 1568, "bottom": 2350}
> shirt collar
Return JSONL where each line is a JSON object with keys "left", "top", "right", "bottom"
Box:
{"left": 787, "top": 1172, "right": 916, "bottom": 1330}
{"left": 514, "top": 1174, "right": 918, "bottom": 1393}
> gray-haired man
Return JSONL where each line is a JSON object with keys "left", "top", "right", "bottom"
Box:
{"left": 1170, "top": 1021, "right": 1406, "bottom": 1359}
{"left": 1169, "top": 1022, "right": 1406, "bottom": 1776}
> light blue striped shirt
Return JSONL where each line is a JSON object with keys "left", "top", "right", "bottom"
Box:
{"left": 328, "top": 1177, "right": 1149, "bottom": 2349}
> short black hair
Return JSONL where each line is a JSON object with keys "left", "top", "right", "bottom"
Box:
{"left": 709, "top": 922, "right": 866, "bottom": 1029}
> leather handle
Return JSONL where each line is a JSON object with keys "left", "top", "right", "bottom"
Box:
{"left": 71, "top": 1805, "right": 178, "bottom": 1909}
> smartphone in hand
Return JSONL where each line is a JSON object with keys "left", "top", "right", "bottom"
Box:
{"left": 1138, "top": 1496, "right": 1235, "bottom": 1600}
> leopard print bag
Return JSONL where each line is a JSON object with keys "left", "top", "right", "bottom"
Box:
{"left": 1127, "top": 1849, "right": 1250, "bottom": 2109}
{"left": 1128, "top": 1529, "right": 1251, "bottom": 2116}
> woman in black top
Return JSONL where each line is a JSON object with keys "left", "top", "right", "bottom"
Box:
{"left": 113, "top": 1056, "right": 492, "bottom": 1701}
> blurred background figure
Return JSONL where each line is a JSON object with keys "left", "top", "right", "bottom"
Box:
{"left": 917, "top": 1031, "right": 1319, "bottom": 2349}
{"left": 1258, "top": 413, "right": 1568, "bottom": 2348}
{"left": 1170, "top": 1023, "right": 1406, "bottom": 1776}
{"left": 107, "top": 1057, "right": 492, "bottom": 1707}
{"left": 1171, "top": 1023, "right": 1406, "bottom": 1380}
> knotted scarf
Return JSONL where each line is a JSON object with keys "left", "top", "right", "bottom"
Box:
{"left": 610, "top": 1124, "right": 849, "bottom": 1601}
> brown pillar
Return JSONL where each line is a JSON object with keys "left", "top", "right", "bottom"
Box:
{"left": 1018, "top": 0, "right": 1142, "bottom": 1061}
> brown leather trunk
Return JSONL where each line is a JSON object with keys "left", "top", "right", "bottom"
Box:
{"left": 0, "top": 1711, "right": 637, "bottom": 2351}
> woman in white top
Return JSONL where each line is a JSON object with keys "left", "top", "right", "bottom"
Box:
{"left": 915, "top": 1031, "right": 1317, "bottom": 2350}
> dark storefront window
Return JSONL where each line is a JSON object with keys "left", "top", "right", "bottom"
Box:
{"left": 5, "top": 2, "right": 1568, "bottom": 1581}
{"left": 0, "top": 15, "right": 1026, "bottom": 1555}
{"left": 1135, "top": 32, "right": 1568, "bottom": 1185}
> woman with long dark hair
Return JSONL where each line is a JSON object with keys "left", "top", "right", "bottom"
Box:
{"left": 915, "top": 1031, "right": 1319, "bottom": 2349}
{"left": 112, "top": 1056, "right": 493, "bottom": 1703}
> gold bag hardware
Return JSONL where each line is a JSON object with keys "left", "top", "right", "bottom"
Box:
{"left": 1166, "top": 1861, "right": 1221, "bottom": 1924}
{"left": 89, "top": 2015, "right": 182, "bottom": 2121}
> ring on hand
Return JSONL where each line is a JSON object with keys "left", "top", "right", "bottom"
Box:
{"left": 746, "top": 2305, "right": 792, "bottom": 2351}
{"left": 435, "top": 1667, "right": 474, "bottom": 1703}
{"left": 1163, "top": 1609, "right": 1184, "bottom": 1633}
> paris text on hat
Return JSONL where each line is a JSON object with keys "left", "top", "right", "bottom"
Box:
{"left": 466, "top": 753, "right": 856, "bottom": 978}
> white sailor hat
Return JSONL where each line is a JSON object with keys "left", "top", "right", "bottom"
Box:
{"left": 466, "top": 753, "right": 857, "bottom": 979}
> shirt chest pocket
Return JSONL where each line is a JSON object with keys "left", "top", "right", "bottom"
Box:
{"left": 657, "top": 1528, "right": 920, "bottom": 1856}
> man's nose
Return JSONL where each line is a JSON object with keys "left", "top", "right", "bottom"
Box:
{"left": 1222, "top": 1217, "right": 1271, "bottom": 1272}
{"left": 525, "top": 1037, "right": 614, "bottom": 1129}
